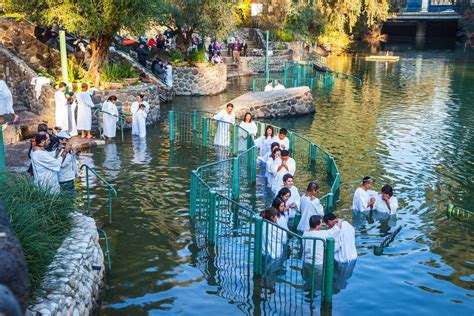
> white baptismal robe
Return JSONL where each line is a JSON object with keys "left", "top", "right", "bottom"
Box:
{"left": 131, "top": 101, "right": 149, "bottom": 135}
{"left": 271, "top": 157, "right": 296, "bottom": 193}
{"left": 238, "top": 121, "right": 257, "bottom": 150}
{"left": 303, "top": 229, "right": 337, "bottom": 265}
{"left": 276, "top": 137, "right": 290, "bottom": 150}
{"left": 331, "top": 221, "right": 357, "bottom": 263}
{"left": 31, "top": 150, "right": 62, "bottom": 193}
{"left": 135, "top": 110, "right": 147, "bottom": 138}
{"left": 262, "top": 220, "right": 287, "bottom": 260}
{"left": 55, "top": 91, "right": 69, "bottom": 130}
{"left": 102, "top": 101, "right": 118, "bottom": 138}
{"left": 265, "top": 156, "right": 278, "bottom": 188}
{"left": 275, "top": 185, "right": 300, "bottom": 218}
{"left": 0, "top": 80, "right": 14, "bottom": 115}
{"left": 213, "top": 110, "right": 235, "bottom": 146}
{"left": 257, "top": 135, "right": 278, "bottom": 158}
{"left": 352, "top": 187, "right": 377, "bottom": 212}
{"left": 297, "top": 195, "right": 324, "bottom": 232}
{"left": 76, "top": 91, "right": 95, "bottom": 131}
{"left": 375, "top": 194, "right": 398, "bottom": 214}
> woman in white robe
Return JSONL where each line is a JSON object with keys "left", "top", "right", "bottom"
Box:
{"left": 102, "top": 96, "right": 119, "bottom": 139}
{"left": 256, "top": 125, "right": 278, "bottom": 159}
{"left": 297, "top": 182, "right": 324, "bottom": 233}
{"left": 76, "top": 83, "right": 95, "bottom": 138}
{"left": 265, "top": 147, "right": 281, "bottom": 188}
{"left": 0, "top": 80, "right": 19, "bottom": 124}
{"left": 135, "top": 105, "right": 148, "bottom": 138}
{"left": 375, "top": 184, "right": 398, "bottom": 214}
{"left": 131, "top": 95, "right": 149, "bottom": 136}
{"left": 55, "top": 83, "right": 69, "bottom": 130}
{"left": 238, "top": 112, "right": 257, "bottom": 151}
{"left": 213, "top": 103, "right": 235, "bottom": 147}
{"left": 261, "top": 207, "right": 287, "bottom": 260}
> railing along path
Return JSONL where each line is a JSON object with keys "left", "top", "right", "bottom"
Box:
{"left": 169, "top": 110, "right": 342, "bottom": 311}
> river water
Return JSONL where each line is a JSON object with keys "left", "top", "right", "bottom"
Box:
{"left": 81, "top": 51, "right": 474, "bottom": 315}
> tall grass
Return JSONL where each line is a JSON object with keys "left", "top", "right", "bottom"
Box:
{"left": 101, "top": 62, "right": 139, "bottom": 82}
{"left": 0, "top": 173, "right": 76, "bottom": 296}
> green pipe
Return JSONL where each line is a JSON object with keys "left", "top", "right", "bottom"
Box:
{"left": 192, "top": 110, "right": 197, "bottom": 131}
{"left": 97, "top": 228, "right": 112, "bottom": 270}
{"left": 253, "top": 216, "right": 263, "bottom": 275}
{"left": 208, "top": 190, "right": 217, "bottom": 245}
{"left": 189, "top": 170, "right": 197, "bottom": 218}
{"left": 202, "top": 118, "right": 208, "bottom": 147}
{"left": 169, "top": 111, "right": 175, "bottom": 141}
{"left": 59, "top": 30, "right": 68, "bottom": 84}
{"left": 232, "top": 124, "right": 238, "bottom": 156}
{"left": 85, "top": 167, "right": 91, "bottom": 212}
{"left": 252, "top": 79, "right": 256, "bottom": 92}
{"left": 323, "top": 237, "right": 335, "bottom": 305}
{"left": 265, "top": 30, "right": 269, "bottom": 83}
{"left": 0, "top": 127, "right": 5, "bottom": 173}
{"left": 232, "top": 157, "right": 239, "bottom": 201}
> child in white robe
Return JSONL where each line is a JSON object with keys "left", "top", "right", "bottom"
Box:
{"left": 298, "top": 182, "right": 325, "bottom": 233}
{"left": 102, "top": 96, "right": 119, "bottom": 139}
{"left": 276, "top": 128, "right": 290, "bottom": 150}
{"left": 213, "top": 103, "right": 235, "bottom": 147}
{"left": 131, "top": 94, "right": 149, "bottom": 136}
{"left": 375, "top": 184, "right": 398, "bottom": 214}
{"left": 135, "top": 104, "right": 147, "bottom": 138}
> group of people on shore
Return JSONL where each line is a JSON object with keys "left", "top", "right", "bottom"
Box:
{"left": 54, "top": 82, "right": 150, "bottom": 141}
{"left": 211, "top": 103, "right": 398, "bottom": 281}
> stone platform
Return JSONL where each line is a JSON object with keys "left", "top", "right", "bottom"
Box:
{"left": 223, "top": 86, "right": 314, "bottom": 119}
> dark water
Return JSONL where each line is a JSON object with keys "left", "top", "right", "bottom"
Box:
{"left": 82, "top": 51, "right": 474, "bottom": 315}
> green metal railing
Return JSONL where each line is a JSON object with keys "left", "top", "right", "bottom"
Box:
{"left": 80, "top": 163, "right": 118, "bottom": 224}
{"left": 93, "top": 106, "right": 131, "bottom": 142}
{"left": 373, "top": 226, "right": 402, "bottom": 256}
{"left": 97, "top": 228, "right": 112, "bottom": 270}
{"left": 446, "top": 204, "right": 474, "bottom": 220}
{"left": 170, "top": 110, "right": 341, "bottom": 309}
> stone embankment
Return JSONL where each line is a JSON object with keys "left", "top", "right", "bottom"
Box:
{"left": 224, "top": 86, "right": 314, "bottom": 119}
{"left": 26, "top": 212, "right": 104, "bottom": 316}
{"left": 173, "top": 64, "right": 227, "bottom": 95}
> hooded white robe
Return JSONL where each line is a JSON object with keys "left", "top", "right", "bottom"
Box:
{"left": 76, "top": 91, "right": 95, "bottom": 131}
{"left": 213, "top": 109, "right": 235, "bottom": 147}
{"left": 102, "top": 101, "right": 119, "bottom": 138}
{"left": 297, "top": 195, "right": 324, "bottom": 232}
{"left": 131, "top": 101, "right": 149, "bottom": 135}
{"left": 0, "top": 80, "right": 14, "bottom": 115}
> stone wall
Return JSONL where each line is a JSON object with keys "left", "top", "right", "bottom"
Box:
{"left": 0, "top": 18, "right": 61, "bottom": 76}
{"left": 26, "top": 212, "right": 104, "bottom": 316}
{"left": 224, "top": 86, "right": 314, "bottom": 119}
{"left": 238, "top": 51, "right": 293, "bottom": 76}
{"left": 173, "top": 64, "right": 227, "bottom": 96}
{"left": 93, "top": 83, "right": 160, "bottom": 127}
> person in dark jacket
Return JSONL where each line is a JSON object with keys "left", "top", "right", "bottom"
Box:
{"left": 136, "top": 44, "right": 150, "bottom": 67}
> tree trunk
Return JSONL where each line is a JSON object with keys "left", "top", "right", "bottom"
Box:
{"left": 176, "top": 30, "right": 193, "bottom": 53}
{"left": 86, "top": 35, "right": 113, "bottom": 87}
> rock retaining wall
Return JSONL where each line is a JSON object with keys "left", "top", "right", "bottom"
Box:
{"left": 224, "top": 86, "right": 314, "bottom": 119}
{"left": 173, "top": 64, "right": 226, "bottom": 95}
{"left": 26, "top": 212, "right": 104, "bottom": 316}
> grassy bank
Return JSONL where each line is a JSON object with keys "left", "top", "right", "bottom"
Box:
{"left": 0, "top": 173, "right": 75, "bottom": 296}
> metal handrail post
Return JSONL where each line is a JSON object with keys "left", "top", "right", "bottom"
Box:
{"left": 0, "top": 127, "right": 5, "bottom": 173}
{"left": 169, "top": 110, "right": 175, "bottom": 141}
{"left": 232, "top": 157, "right": 239, "bottom": 201}
{"left": 253, "top": 216, "right": 263, "bottom": 275}
{"left": 208, "top": 190, "right": 217, "bottom": 245}
{"left": 97, "top": 228, "right": 112, "bottom": 270}
{"left": 232, "top": 124, "right": 238, "bottom": 155}
{"left": 190, "top": 170, "right": 197, "bottom": 218}
{"left": 108, "top": 190, "right": 112, "bottom": 224}
{"left": 85, "top": 167, "right": 91, "bottom": 212}
{"left": 192, "top": 110, "right": 198, "bottom": 131}
{"left": 323, "top": 237, "right": 335, "bottom": 305}
{"left": 202, "top": 118, "right": 208, "bottom": 147}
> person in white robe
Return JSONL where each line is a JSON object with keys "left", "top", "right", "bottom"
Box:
{"left": 273, "top": 80, "right": 285, "bottom": 90}
{"left": 76, "top": 83, "right": 95, "bottom": 138}
{"left": 238, "top": 112, "right": 257, "bottom": 151}
{"left": 264, "top": 80, "right": 274, "bottom": 92}
{"left": 324, "top": 213, "right": 357, "bottom": 263}
{"left": 298, "top": 182, "right": 325, "bottom": 233}
{"left": 375, "top": 184, "right": 398, "bottom": 214}
{"left": 135, "top": 104, "right": 148, "bottom": 138}
{"left": 256, "top": 125, "right": 278, "bottom": 160}
{"left": 102, "top": 95, "right": 119, "bottom": 139}
{"left": 213, "top": 103, "right": 235, "bottom": 147}
{"left": 55, "top": 82, "right": 69, "bottom": 130}
{"left": 265, "top": 146, "right": 281, "bottom": 188}
{"left": 276, "top": 128, "right": 290, "bottom": 150}
{"left": 68, "top": 96, "right": 78, "bottom": 136}
{"left": 131, "top": 95, "right": 149, "bottom": 136}
{"left": 271, "top": 150, "right": 296, "bottom": 194}
{"left": 30, "top": 133, "right": 63, "bottom": 194}
{"left": 0, "top": 79, "right": 19, "bottom": 125}
{"left": 275, "top": 174, "right": 300, "bottom": 227}
{"left": 352, "top": 176, "right": 377, "bottom": 212}
{"left": 303, "top": 215, "right": 339, "bottom": 265}
{"left": 166, "top": 63, "right": 173, "bottom": 87}
{"left": 261, "top": 207, "right": 287, "bottom": 260}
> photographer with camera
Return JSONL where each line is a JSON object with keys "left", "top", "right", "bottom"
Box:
{"left": 30, "top": 132, "right": 63, "bottom": 194}
{"left": 57, "top": 131, "right": 79, "bottom": 193}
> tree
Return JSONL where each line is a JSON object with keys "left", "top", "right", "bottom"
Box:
{"left": 7, "top": 0, "right": 159, "bottom": 85}
{"left": 156, "top": 0, "right": 238, "bottom": 51}
{"left": 284, "top": 4, "right": 325, "bottom": 45}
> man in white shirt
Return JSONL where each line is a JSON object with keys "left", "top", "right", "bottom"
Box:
{"left": 30, "top": 133, "right": 63, "bottom": 194}
{"left": 303, "top": 215, "right": 338, "bottom": 265}
{"left": 352, "top": 176, "right": 377, "bottom": 212}
{"left": 264, "top": 80, "right": 274, "bottom": 92}
{"left": 324, "top": 213, "right": 357, "bottom": 263}
{"left": 271, "top": 150, "right": 296, "bottom": 194}
{"left": 57, "top": 131, "right": 79, "bottom": 193}
{"left": 273, "top": 80, "right": 285, "bottom": 90}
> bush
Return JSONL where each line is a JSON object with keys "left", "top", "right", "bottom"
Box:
{"left": 169, "top": 49, "right": 182, "bottom": 63}
{"left": 68, "top": 56, "right": 85, "bottom": 83}
{"left": 0, "top": 173, "right": 76, "bottom": 296}
{"left": 101, "top": 62, "right": 139, "bottom": 82}
{"left": 188, "top": 48, "right": 207, "bottom": 63}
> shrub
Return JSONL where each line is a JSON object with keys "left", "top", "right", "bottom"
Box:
{"left": 68, "top": 56, "right": 85, "bottom": 83}
{"left": 0, "top": 172, "right": 76, "bottom": 296}
{"left": 188, "top": 48, "right": 207, "bottom": 63}
{"left": 169, "top": 49, "right": 182, "bottom": 63}
{"left": 101, "top": 62, "right": 139, "bottom": 82}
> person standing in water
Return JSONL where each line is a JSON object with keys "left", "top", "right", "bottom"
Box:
{"left": 352, "top": 176, "right": 377, "bottom": 212}
{"left": 213, "top": 103, "right": 235, "bottom": 147}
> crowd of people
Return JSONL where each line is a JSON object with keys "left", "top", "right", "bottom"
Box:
{"left": 211, "top": 104, "right": 399, "bottom": 284}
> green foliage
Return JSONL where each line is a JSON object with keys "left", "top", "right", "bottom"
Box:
{"left": 284, "top": 4, "right": 324, "bottom": 44}
{"left": 67, "top": 57, "right": 85, "bottom": 83}
{"left": 101, "top": 62, "right": 139, "bottom": 82}
{"left": 169, "top": 49, "right": 183, "bottom": 63}
{"left": 188, "top": 48, "right": 206, "bottom": 63}
{"left": 0, "top": 172, "right": 75, "bottom": 296}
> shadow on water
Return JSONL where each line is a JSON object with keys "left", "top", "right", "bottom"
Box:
{"left": 80, "top": 51, "right": 474, "bottom": 315}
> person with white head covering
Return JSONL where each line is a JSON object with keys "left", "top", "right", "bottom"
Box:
{"left": 352, "top": 176, "right": 377, "bottom": 212}
{"left": 0, "top": 80, "right": 19, "bottom": 125}
{"left": 76, "top": 83, "right": 95, "bottom": 138}
{"left": 130, "top": 94, "right": 149, "bottom": 136}
{"left": 102, "top": 95, "right": 119, "bottom": 139}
